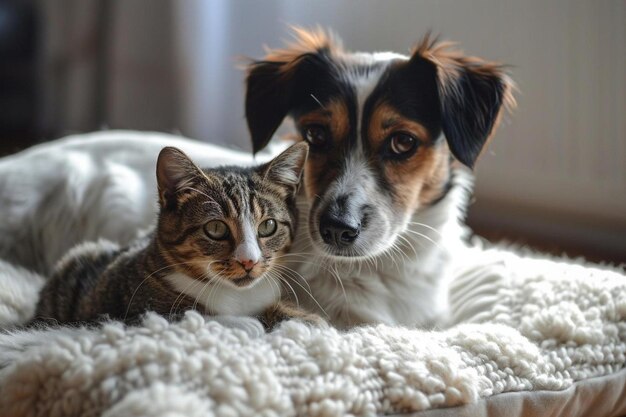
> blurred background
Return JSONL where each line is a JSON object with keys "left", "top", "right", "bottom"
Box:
{"left": 0, "top": 0, "right": 624, "bottom": 263}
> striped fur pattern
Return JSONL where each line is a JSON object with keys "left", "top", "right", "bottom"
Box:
{"left": 33, "top": 143, "right": 319, "bottom": 329}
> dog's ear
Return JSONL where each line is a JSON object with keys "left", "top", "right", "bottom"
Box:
{"left": 245, "top": 54, "right": 329, "bottom": 153}
{"left": 245, "top": 27, "right": 341, "bottom": 154}
{"left": 245, "top": 60, "right": 297, "bottom": 154}
{"left": 412, "top": 37, "right": 516, "bottom": 168}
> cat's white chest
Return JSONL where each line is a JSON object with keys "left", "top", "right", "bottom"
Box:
{"left": 164, "top": 272, "right": 279, "bottom": 316}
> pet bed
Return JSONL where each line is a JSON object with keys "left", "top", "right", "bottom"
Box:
{"left": 0, "top": 238, "right": 624, "bottom": 417}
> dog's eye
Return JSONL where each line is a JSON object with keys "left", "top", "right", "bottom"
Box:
{"left": 303, "top": 125, "right": 329, "bottom": 147}
{"left": 204, "top": 220, "right": 229, "bottom": 240}
{"left": 258, "top": 219, "right": 277, "bottom": 237}
{"left": 389, "top": 133, "right": 418, "bottom": 156}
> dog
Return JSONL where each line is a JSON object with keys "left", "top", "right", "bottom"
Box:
{"left": 245, "top": 28, "right": 515, "bottom": 328}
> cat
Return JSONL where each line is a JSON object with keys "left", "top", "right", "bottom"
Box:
{"left": 32, "top": 142, "right": 320, "bottom": 329}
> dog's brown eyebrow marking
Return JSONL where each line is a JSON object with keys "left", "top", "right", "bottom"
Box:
{"left": 297, "top": 99, "right": 351, "bottom": 151}
{"left": 368, "top": 103, "right": 432, "bottom": 146}
{"left": 381, "top": 118, "right": 399, "bottom": 130}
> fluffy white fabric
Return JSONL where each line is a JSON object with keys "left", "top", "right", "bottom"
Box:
{"left": 0, "top": 260, "right": 45, "bottom": 325}
{"left": 0, "top": 242, "right": 624, "bottom": 417}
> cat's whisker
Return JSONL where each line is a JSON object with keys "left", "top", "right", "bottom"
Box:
{"left": 272, "top": 252, "right": 320, "bottom": 258}
{"left": 124, "top": 274, "right": 155, "bottom": 321}
{"left": 317, "top": 244, "right": 357, "bottom": 326}
{"left": 271, "top": 266, "right": 330, "bottom": 319}
{"left": 168, "top": 262, "right": 218, "bottom": 319}
{"left": 206, "top": 276, "right": 224, "bottom": 311}
{"left": 273, "top": 254, "right": 328, "bottom": 270}
{"left": 198, "top": 278, "right": 215, "bottom": 311}
{"left": 266, "top": 273, "right": 282, "bottom": 304}
{"left": 169, "top": 276, "right": 203, "bottom": 320}
{"left": 270, "top": 263, "right": 315, "bottom": 295}
{"left": 198, "top": 271, "right": 224, "bottom": 312}
{"left": 271, "top": 265, "right": 308, "bottom": 295}
{"left": 272, "top": 254, "right": 319, "bottom": 262}
{"left": 270, "top": 272, "right": 299, "bottom": 308}
{"left": 125, "top": 258, "right": 222, "bottom": 320}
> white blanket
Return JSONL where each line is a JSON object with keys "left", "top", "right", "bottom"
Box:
{"left": 0, "top": 241, "right": 625, "bottom": 417}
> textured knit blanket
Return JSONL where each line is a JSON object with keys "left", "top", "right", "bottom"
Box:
{"left": 0, "top": 242, "right": 625, "bottom": 417}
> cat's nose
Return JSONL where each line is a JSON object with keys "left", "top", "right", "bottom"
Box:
{"left": 238, "top": 258, "right": 258, "bottom": 272}
{"left": 234, "top": 240, "right": 261, "bottom": 272}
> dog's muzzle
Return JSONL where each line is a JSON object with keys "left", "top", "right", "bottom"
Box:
{"left": 318, "top": 197, "right": 363, "bottom": 250}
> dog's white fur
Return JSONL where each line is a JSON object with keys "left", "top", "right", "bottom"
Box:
{"left": 289, "top": 168, "right": 472, "bottom": 328}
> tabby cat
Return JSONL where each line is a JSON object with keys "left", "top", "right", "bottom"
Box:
{"left": 32, "top": 142, "right": 319, "bottom": 329}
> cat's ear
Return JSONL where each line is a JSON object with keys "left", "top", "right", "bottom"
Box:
{"left": 156, "top": 147, "right": 204, "bottom": 208}
{"left": 259, "top": 142, "right": 309, "bottom": 194}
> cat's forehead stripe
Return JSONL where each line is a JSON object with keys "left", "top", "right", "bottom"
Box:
{"left": 257, "top": 194, "right": 281, "bottom": 219}
{"left": 250, "top": 192, "right": 262, "bottom": 219}
{"left": 217, "top": 172, "right": 251, "bottom": 222}
{"left": 255, "top": 197, "right": 268, "bottom": 219}
{"left": 198, "top": 168, "right": 292, "bottom": 224}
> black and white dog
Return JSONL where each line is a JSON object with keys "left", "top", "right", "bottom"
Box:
{"left": 245, "top": 28, "right": 515, "bottom": 327}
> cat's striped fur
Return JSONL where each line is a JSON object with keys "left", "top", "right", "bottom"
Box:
{"left": 32, "top": 143, "right": 320, "bottom": 329}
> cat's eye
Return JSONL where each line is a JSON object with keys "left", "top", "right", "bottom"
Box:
{"left": 258, "top": 219, "right": 277, "bottom": 237}
{"left": 204, "top": 220, "right": 229, "bottom": 240}
{"left": 303, "top": 125, "right": 329, "bottom": 148}
{"left": 388, "top": 133, "right": 419, "bottom": 158}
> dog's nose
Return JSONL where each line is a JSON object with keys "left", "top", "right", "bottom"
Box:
{"left": 319, "top": 212, "right": 361, "bottom": 247}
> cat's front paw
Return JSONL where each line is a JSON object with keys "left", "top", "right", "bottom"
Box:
{"left": 294, "top": 311, "right": 327, "bottom": 327}
{"left": 260, "top": 302, "right": 327, "bottom": 331}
